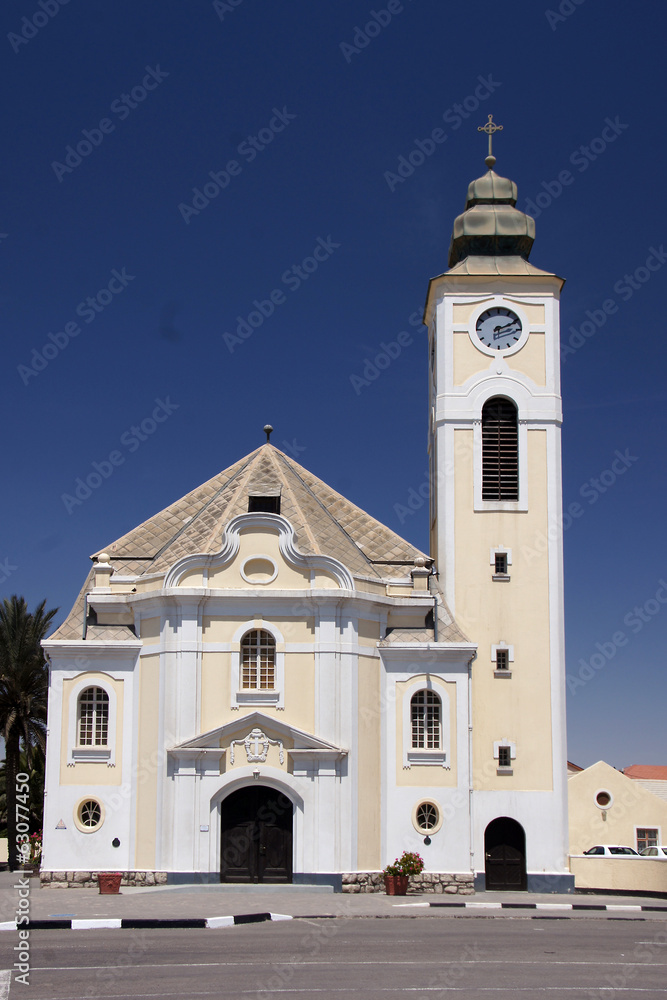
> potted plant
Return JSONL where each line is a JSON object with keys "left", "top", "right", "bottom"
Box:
{"left": 383, "top": 850, "right": 424, "bottom": 895}
{"left": 97, "top": 872, "right": 123, "bottom": 894}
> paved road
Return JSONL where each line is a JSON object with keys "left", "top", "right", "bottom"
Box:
{"left": 1, "top": 916, "right": 666, "bottom": 998}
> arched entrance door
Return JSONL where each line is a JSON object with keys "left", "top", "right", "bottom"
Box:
{"left": 220, "top": 785, "right": 293, "bottom": 883}
{"left": 484, "top": 817, "right": 527, "bottom": 890}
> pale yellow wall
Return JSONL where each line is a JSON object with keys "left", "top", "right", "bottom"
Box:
{"left": 569, "top": 761, "right": 667, "bottom": 855}
{"left": 357, "top": 619, "right": 381, "bottom": 645}
{"left": 395, "top": 676, "right": 457, "bottom": 787}
{"left": 97, "top": 611, "right": 134, "bottom": 626}
{"left": 177, "top": 528, "right": 339, "bottom": 590}
{"left": 507, "top": 332, "right": 545, "bottom": 385}
{"left": 200, "top": 648, "right": 316, "bottom": 735}
{"left": 454, "top": 428, "right": 553, "bottom": 791}
{"left": 452, "top": 301, "right": 545, "bottom": 326}
{"left": 452, "top": 331, "right": 545, "bottom": 387}
{"left": 140, "top": 617, "right": 161, "bottom": 641}
{"left": 59, "top": 674, "right": 123, "bottom": 786}
{"left": 357, "top": 654, "right": 381, "bottom": 869}
{"left": 135, "top": 654, "right": 160, "bottom": 869}
{"left": 570, "top": 856, "right": 667, "bottom": 892}
{"left": 202, "top": 616, "right": 315, "bottom": 643}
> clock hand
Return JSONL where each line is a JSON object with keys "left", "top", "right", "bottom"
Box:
{"left": 493, "top": 323, "right": 520, "bottom": 340}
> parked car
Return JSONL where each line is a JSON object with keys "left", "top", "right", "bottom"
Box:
{"left": 639, "top": 846, "right": 667, "bottom": 858}
{"left": 583, "top": 845, "right": 639, "bottom": 856}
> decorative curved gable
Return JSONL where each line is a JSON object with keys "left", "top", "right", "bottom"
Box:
{"left": 164, "top": 513, "right": 354, "bottom": 591}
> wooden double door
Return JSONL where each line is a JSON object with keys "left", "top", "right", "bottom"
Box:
{"left": 220, "top": 786, "right": 293, "bottom": 883}
{"left": 484, "top": 817, "right": 527, "bottom": 891}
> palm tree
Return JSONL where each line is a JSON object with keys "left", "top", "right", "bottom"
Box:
{"left": 0, "top": 597, "right": 57, "bottom": 870}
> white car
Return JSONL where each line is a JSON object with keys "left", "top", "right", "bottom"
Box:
{"left": 639, "top": 846, "right": 667, "bottom": 858}
{"left": 583, "top": 845, "right": 639, "bottom": 856}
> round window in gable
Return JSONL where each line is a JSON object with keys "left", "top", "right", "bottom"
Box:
{"left": 241, "top": 557, "right": 277, "bottom": 585}
{"left": 595, "top": 790, "right": 613, "bottom": 809}
{"left": 75, "top": 798, "right": 104, "bottom": 833}
{"left": 412, "top": 800, "right": 443, "bottom": 835}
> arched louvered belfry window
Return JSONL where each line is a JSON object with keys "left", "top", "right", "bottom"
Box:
{"left": 411, "top": 690, "right": 441, "bottom": 749}
{"left": 482, "top": 397, "right": 519, "bottom": 501}
{"left": 78, "top": 687, "right": 109, "bottom": 746}
{"left": 241, "top": 629, "right": 276, "bottom": 689}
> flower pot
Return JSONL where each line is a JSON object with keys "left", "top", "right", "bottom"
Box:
{"left": 384, "top": 874, "right": 409, "bottom": 896}
{"left": 98, "top": 872, "right": 122, "bottom": 894}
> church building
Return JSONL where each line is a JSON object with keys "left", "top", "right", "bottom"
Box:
{"left": 42, "top": 128, "right": 572, "bottom": 892}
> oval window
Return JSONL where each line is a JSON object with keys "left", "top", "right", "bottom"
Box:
{"left": 412, "top": 800, "right": 443, "bottom": 835}
{"left": 595, "top": 790, "right": 612, "bottom": 809}
{"left": 75, "top": 798, "right": 104, "bottom": 832}
{"left": 241, "top": 557, "right": 277, "bottom": 584}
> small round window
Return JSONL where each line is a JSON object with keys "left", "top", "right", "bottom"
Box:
{"left": 412, "top": 800, "right": 443, "bottom": 835}
{"left": 76, "top": 798, "right": 103, "bottom": 832}
{"left": 595, "top": 790, "right": 613, "bottom": 809}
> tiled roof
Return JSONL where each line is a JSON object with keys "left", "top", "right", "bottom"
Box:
{"left": 623, "top": 765, "right": 667, "bottom": 780}
{"left": 50, "top": 445, "right": 465, "bottom": 642}
{"left": 379, "top": 587, "right": 468, "bottom": 645}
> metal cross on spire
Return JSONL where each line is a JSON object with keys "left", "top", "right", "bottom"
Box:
{"left": 478, "top": 114, "right": 503, "bottom": 168}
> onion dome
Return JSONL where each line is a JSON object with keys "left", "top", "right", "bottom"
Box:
{"left": 448, "top": 152, "right": 535, "bottom": 269}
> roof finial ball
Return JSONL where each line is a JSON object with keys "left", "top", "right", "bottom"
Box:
{"left": 478, "top": 113, "right": 503, "bottom": 170}
{"left": 263, "top": 424, "right": 274, "bottom": 443}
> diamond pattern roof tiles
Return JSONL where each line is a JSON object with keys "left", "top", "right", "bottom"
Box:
{"left": 50, "top": 444, "right": 466, "bottom": 644}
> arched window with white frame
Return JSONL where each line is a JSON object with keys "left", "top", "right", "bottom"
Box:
{"left": 78, "top": 687, "right": 109, "bottom": 746}
{"left": 402, "top": 679, "right": 450, "bottom": 769}
{"left": 241, "top": 629, "right": 276, "bottom": 690}
{"left": 411, "top": 690, "right": 442, "bottom": 750}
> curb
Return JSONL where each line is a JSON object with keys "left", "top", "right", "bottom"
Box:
{"left": 394, "top": 901, "right": 667, "bottom": 913}
{"left": 0, "top": 912, "right": 293, "bottom": 931}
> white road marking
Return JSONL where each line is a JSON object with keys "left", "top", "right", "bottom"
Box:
{"left": 0, "top": 923, "right": 16, "bottom": 932}
{"left": 606, "top": 905, "right": 642, "bottom": 911}
{"left": 268, "top": 912, "right": 293, "bottom": 921}
{"left": 71, "top": 919, "right": 122, "bottom": 930}
{"left": 205, "top": 916, "right": 234, "bottom": 929}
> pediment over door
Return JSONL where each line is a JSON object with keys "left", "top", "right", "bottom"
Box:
{"left": 168, "top": 711, "right": 347, "bottom": 766}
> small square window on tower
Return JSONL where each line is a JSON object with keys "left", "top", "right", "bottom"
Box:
{"left": 498, "top": 746, "right": 512, "bottom": 768}
{"left": 493, "top": 739, "right": 516, "bottom": 775}
{"left": 490, "top": 547, "right": 511, "bottom": 580}
{"left": 495, "top": 648, "right": 510, "bottom": 671}
{"left": 492, "top": 643, "right": 514, "bottom": 677}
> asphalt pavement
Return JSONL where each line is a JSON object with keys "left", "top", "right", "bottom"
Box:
{"left": 2, "top": 917, "right": 666, "bottom": 999}
{"left": 0, "top": 870, "right": 665, "bottom": 927}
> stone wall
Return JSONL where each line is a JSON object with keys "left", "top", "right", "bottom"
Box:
{"left": 341, "top": 872, "right": 474, "bottom": 894}
{"left": 40, "top": 871, "right": 168, "bottom": 888}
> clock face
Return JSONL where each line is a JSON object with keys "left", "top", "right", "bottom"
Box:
{"left": 475, "top": 307, "right": 523, "bottom": 350}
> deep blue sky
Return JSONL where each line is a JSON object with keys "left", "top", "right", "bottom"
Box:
{"left": 2, "top": 0, "right": 665, "bottom": 768}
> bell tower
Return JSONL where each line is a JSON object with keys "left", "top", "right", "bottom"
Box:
{"left": 424, "top": 118, "right": 571, "bottom": 888}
